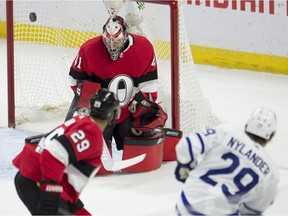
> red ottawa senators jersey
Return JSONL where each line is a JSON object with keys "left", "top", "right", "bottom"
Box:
{"left": 68, "top": 33, "right": 158, "bottom": 123}
{"left": 12, "top": 115, "right": 103, "bottom": 204}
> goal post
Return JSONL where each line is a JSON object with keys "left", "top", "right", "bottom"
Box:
{"left": 6, "top": 0, "right": 15, "bottom": 128}
{"left": 6, "top": 0, "right": 219, "bottom": 133}
{"left": 132, "top": 0, "right": 182, "bottom": 129}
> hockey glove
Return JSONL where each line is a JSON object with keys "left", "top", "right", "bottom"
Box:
{"left": 129, "top": 91, "right": 167, "bottom": 134}
{"left": 174, "top": 162, "right": 192, "bottom": 183}
{"left": 37, "top": 180, "right": 63, "bottom": 215}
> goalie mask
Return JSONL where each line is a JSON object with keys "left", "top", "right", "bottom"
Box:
{"left": 102, "top": 15, "right": 128, "bottom": 61}
{"left": 90, "top": 88, "right": 120, "bottom": 126}
{"left": 245, "top": 107, "right": 277, "bottom": 140}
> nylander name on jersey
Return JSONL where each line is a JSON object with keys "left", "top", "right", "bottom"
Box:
{"left": 227, "top": 137, "right": 270, "bottom": 176}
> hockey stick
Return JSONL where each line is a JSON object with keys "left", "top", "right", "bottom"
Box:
{"left": 101, "top": 138, "right": 146, "bottom": 171}
{"left": 63, "top": 55, "right": 79, "bottom": 121}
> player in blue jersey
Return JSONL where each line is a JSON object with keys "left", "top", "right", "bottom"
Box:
{"left": 174, "top": 107, "right": 280, "bottom": 215}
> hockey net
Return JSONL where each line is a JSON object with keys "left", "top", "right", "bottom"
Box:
{"left": 7, "top": 0, "right": 219, "bottom": 133}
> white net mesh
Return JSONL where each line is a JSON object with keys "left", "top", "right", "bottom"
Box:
{"left": 12, "top": 1, "right": 219, "bottom": 132}
{"left": 176, "top": 4, "right": 219, "bottom": 133}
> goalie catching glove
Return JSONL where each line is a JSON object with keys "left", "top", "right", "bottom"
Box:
{"left": 128, "top": 91, "right": 167, "bottom": 135}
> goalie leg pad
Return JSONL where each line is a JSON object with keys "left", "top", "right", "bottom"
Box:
{"left": 163, "top": 128, "right": 183, "bottom": 161}
{"left": 122, "top": 129, "right": 165, "bottom": 172}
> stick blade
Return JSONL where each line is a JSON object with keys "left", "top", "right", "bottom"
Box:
{"left": 112, "top": 153, "right": 146, "bottom": 171}
{"left": 102, "top": 153, "right": 146, "bottom": 171}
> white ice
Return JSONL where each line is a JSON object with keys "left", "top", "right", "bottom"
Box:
{"left": 0, "top": 39, "right": 288, "bottom": 215}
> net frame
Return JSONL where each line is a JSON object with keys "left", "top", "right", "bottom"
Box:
{"left": 6, "top": 0, "right": 219, "bottom": 133}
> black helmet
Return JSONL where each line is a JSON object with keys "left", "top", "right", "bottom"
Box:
{"left": 90, "top": 89, "right": 120, "bottom": 125}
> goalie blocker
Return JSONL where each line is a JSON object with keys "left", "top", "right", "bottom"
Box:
{"left": 67, "top": 81, "right": 182, "bottom": 173}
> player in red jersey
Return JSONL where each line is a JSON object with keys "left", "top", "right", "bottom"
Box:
{"left": 66, "top": 15, "right": 166, "bottom": 151}
{"left": 13, "top": 89, "right": 120, "bottom": 215}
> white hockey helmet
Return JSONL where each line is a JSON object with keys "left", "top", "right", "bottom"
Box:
{"left": 245, "top": 107, "right": 277, "bottom": 140}
{"left": 102, "top": 15, "right": 128, "bottom": 61}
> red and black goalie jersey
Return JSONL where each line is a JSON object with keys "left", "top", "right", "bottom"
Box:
{"left": 68, "top": 33, "right": 158, "bottom": 123}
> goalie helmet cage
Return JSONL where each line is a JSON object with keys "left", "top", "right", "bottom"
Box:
{"left": 6, "top": 0, "right": 219, "bottom": 134}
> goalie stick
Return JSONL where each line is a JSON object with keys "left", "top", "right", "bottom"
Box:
{"left": 26, "top": 133, "right": 146, "bottom": 171}
{"left": 101, "top": 138, "right": 146, "bottom": 171}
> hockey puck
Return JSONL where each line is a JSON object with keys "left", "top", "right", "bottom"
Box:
{"left": 29, "top": 12, "right": 37, "bottom": 22}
